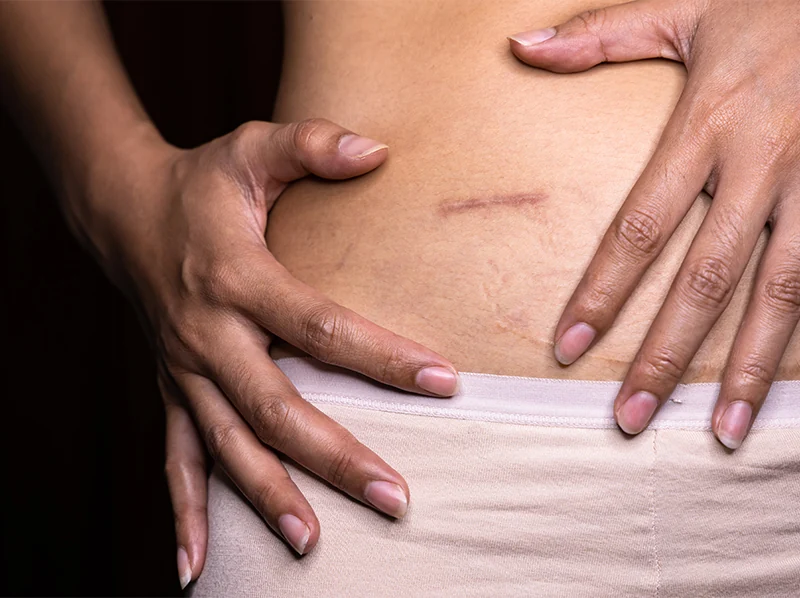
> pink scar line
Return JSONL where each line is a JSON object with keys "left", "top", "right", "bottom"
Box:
{"left": 437, "top": 192, "right": 548, "bottom": 216}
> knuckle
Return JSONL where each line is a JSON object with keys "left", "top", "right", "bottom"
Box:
{"left": 162, "top": 312, "right": 205, "bottom": 361}
{"left": 204, "top": 255, "right": 249, "bottom": 306}
{"left": 176, "top": 249, "right": 244, "bottom": 309}
{"left": 763, "top": 271, "right": 800, "bottom": 315}
{"left": 291, "top": 118, "right": 332, "bottom": 154}
{"left": 376, "top": 342, "right": 404, "bottom": 382}
{"left": 251, "top": 480, "right": 282, "bottom": 515}
{"left": 687, "top": 91, "right": 741, "bottom": 141}
{"left": 204, "top": 422, "right": 240, "bottom": 461}
{"left": 325, "top": 440, "right": 359, "bottom": 488}
{"left": 574, "top": 9, "right": 607, "bottom": 34}
{"left": 300, "top": 304, "right": 345, "bottom": 361}
{"left": 639, "top": 347, "right": 686, "bottom": 384}
{"left": 736, "top": 359, "right": 774, "bottom": 389}
{"left": 681, "top": 256, "right": 735, "bottom": 309}
{"left": 188, "top": 257, "right": 236, "bottom": 307}
{"left": 574, "top": 9, "right": 610, "bottom": 61}
{"left": 612, "top": 208, "right": 665, "bottom": 259}
{"left": 250, "top": 396, "right": 295, "bottom": 452}
{"left": 755, "top": 114, "right": 800, "bottom": 164}
{"left": 577, "top": 283, "right": 617, "bottom": 324}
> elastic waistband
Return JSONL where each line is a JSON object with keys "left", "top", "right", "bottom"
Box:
{"left": 275, "top": 357, "right": 800, "bottom": 430}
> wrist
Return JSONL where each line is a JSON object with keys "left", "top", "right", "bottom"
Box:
{"left": 60, "top": 119, "right": 179, "bottom": 281}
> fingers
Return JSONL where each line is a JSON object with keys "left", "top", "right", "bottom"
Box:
{"left": 613, "top": 172, "right": 777, "bottom": 434}
{"left": 161, "top": 379, "right": 208, "bottom": 590}
{"left": 508, "top": 0, "right": 694, "bottom": 73}
{"left": 179, "top": 370, "right": 322, "bottom": 556}
{"left": 229, "top": 118, "right": 389, "bottom": 185}
{"left": 713, "top": 208, "right": 800, "bottom": 449}
{"left": 207, "top": 329, "right": 411, "bottom": 520}
{"left": 235, "top": 258, "right": 460, "bottom": 397}
{"left": 553, "top": 95, "right": 712, "bottom": 366}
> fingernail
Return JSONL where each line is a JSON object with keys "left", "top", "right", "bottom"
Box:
{"left": 177, "top": 546, "right": 192, "bottom": 590}
{"left": 278, "top": 513, "right": 311, "bottom": 555}
{"left": 415, "top": 366, "right": 459, "bottom": 396}
{"left": 338, "top": 134, "right": 388, "bottom": 158}
{"left": 618, "top": 391, "right": 659, "bottom": 435}
{"left": 364, "top": 480, "right": 408, "bottom": 518}
{"left": 508, "top": 27, "right": 557, "bottom": 46}
{"left": 717, "top": 401, "right": 753, "bottom": 450}
{"left": 554, "top": 322, "right": 596, "bottom": 365}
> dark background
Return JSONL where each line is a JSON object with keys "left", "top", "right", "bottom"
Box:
{"left": 2, "top": 3, "right": 284, "bottom": 595}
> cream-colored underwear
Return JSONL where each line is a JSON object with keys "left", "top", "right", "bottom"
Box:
{"left": 190, "top": 357, "right": 800, "bottom": 598}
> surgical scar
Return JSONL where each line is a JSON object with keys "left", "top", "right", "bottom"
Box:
{"left": 437, "top": 192, "right": 547, "bottom": 217}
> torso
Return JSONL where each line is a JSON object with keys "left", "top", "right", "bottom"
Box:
{"left": 267, "top": 0, "right": 799, "bottom": 382}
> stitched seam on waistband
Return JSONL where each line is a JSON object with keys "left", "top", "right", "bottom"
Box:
{"left": 301, "top": 392, "right": 800, "bottom": 430}
{"left": 304, "top": 392, "right": 618, "bottom": 428}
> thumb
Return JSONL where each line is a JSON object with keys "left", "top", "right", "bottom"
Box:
{"left": 236, "top": 118, "right": 389, "bottom": 184}
{"left": 508, "top": 0, "right": 693, "bottom": 73}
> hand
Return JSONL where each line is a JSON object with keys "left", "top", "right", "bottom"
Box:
{"left": 84, "top": 119, "right": 460, "bottom": 587}
{"left": 509, "top": 0, "right": 800, "bottom": 448}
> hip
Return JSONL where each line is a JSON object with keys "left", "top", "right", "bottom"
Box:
{"left": 191, "top": 357, "right": 800, "bottom": 597}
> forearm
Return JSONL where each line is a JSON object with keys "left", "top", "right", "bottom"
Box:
{"left": 0, "top": 0, "right": 170, "bottom": 254}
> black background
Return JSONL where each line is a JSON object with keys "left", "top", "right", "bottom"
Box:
{"left": 2, "top": 3, "right": 284, "bottom": 595}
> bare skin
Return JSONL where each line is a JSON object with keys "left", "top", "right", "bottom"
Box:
{"left": 3, "top": 0, "right": 798, "bottom": 589}
{"left": 269, "top": 0, "right": 799, "bottom": 386}
{"left": 509, "top": 0, "right": 800, "bottom": 450}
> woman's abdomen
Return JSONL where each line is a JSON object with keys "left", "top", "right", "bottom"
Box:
{"left": 266, "top": 0, "right": 798, "bottom": 381}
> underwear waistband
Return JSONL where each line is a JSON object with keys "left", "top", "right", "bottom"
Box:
{"left": 275, "top": 357, "right": 800, "bottom": 430}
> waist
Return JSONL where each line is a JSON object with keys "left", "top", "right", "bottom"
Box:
{"left": 276, "top": 357, "right": 800, "bottom": 430}
{"left": 266, "top": 0, "right": 799, "bottom": 382}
